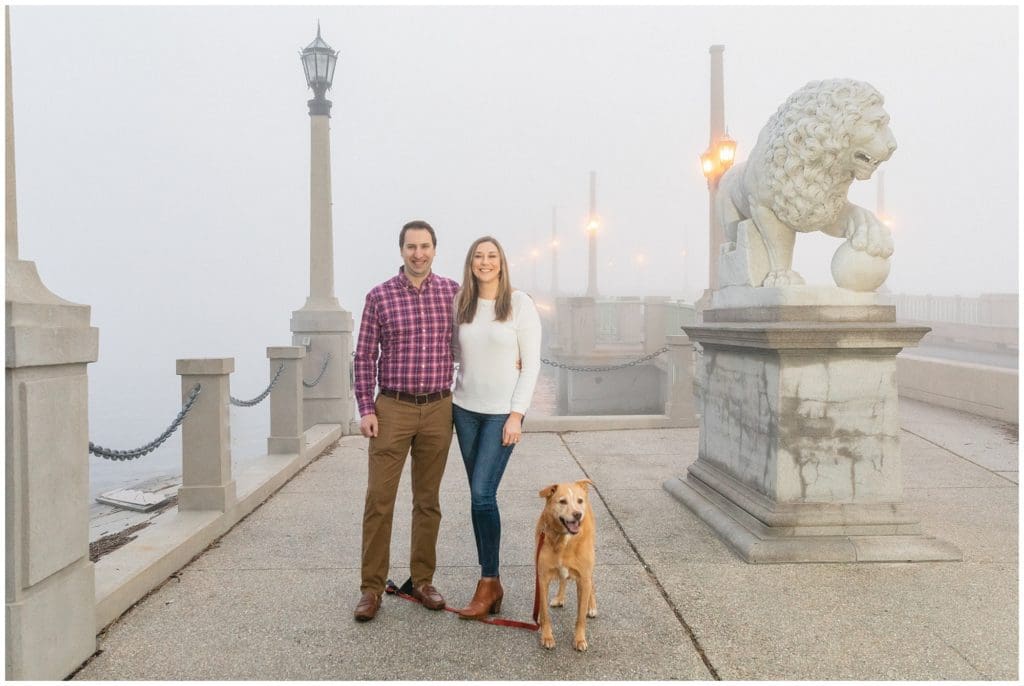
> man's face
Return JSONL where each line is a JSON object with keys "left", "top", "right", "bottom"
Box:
{"left": 401, "top": 228, "right": 436, "bottom": 280}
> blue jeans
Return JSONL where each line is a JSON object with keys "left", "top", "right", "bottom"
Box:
{"left": 452, "top": 404, "right": 518, "bottom": 577}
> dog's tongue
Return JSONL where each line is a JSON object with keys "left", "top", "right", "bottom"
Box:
{"left": 565, "top": 520, "right": 580, "bottom": 534}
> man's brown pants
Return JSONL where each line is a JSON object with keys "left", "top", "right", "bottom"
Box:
{"left": 360, "top": 394, "right": 453, "bottom": 594}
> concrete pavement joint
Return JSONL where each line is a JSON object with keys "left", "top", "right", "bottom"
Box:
{"left": 557, "top": 433, "right": 722, "bottom": 681}
{"left": 901, "top": 428, "right": 1018, "bottom": 485}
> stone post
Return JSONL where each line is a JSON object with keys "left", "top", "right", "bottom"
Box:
{"left": 176, "top": 358, "right": 236, "bottom": 512}
{"left": 663, "top": 334, "right": 697, "bottom": 426}
{"left": 567, "top": 297, "right": 596, "bottom": 356}
{"left": 643, "top": 296, "right": 670, "bottom": 353}
{"left": 267, "top": 346, "right": 305, "bottom": 456}
{"left": 5, "top": 9, "right": 98, "bottom": 678}
{"left": 290, "top": 41, "right": 354, "bottom": 431}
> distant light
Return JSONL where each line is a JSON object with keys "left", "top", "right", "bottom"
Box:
{"left": 551, "top": 239, "right": 560, "bottom": 248}
{"left": 635, "top": 254, "right": 646, "bottom": 265}
{"left": 587, "top": 217, "right": 600, "bottom": 233}
{"left": 530, "top": 249, "right": 540, "bottom": 259}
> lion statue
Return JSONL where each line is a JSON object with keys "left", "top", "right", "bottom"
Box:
{"left": 716, "top": 78, "right": 896, "bottom": 289}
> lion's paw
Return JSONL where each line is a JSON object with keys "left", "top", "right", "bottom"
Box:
{"left": 762, "top": 270, "right": 805, "bottom": 287}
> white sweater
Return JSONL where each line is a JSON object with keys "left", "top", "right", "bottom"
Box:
{"left": 452, "top": 290, "right": 542, "bottom": 415}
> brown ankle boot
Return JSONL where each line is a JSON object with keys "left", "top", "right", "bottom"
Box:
{"left": 457, "top": 577, "right": 504, "bottom": 620}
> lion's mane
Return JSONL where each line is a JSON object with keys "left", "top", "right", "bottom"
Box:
{"left": 753, "top": 79, "right": 885, "bottom": 232}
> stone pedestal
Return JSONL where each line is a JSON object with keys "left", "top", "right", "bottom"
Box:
{"left": 665, "top": 287, "right": 962, "bottom": 563}
{"left": 267, "top": 346, "right": 305, "bottom": 456}
{"left": 177, "top": 358, "right": 237, "bottom": 513}
{"left": 6, "top": 261, "right": 99, "bottom": 679}
{"left": 290, "top": 308, "right": 354, "bottom": 429}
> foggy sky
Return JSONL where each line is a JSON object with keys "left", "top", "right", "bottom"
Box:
{"left": 6, "top": 5, "right": 1019, "bottom": 475}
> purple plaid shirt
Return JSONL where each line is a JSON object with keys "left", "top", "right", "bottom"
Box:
{"left": 354, "top": 267, "right": 460, "bottom": 417}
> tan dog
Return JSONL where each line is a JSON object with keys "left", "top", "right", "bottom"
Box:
{"left": 535, "top": 479, "right": 598, "bottom": 651}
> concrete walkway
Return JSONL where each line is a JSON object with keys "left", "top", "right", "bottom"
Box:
{"left": 73, "top": 399, "right": 1018, "bottom": 680}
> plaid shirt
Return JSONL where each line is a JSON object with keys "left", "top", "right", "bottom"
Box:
{"left": 354, "top": 267, "right": 460, "bottom": 417}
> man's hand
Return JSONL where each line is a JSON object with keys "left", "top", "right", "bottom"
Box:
{"left": 360, "top": 414, "right": 379, "bottom": 438}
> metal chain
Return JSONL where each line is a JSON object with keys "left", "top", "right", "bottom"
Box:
{"left": 230, "top": 363, "right": 286, "bottom": 407}
{"left": 303, "top": 353, "right": 332, "bottom": 388}
{"left": 541, "top": 346, "right": 669, "bottom": 372}
{"left": 89, "top": 384, "right": 202, "bottom": 461}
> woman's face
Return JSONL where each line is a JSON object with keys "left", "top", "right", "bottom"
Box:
{"left": 472, "top": 241, "right": 501, "bottom": 287}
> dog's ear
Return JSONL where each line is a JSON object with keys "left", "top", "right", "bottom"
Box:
{"left": 576, "top": 478, "right": 595, "bottom": 491}
{"left": 538, "top": 484, "right": 558, "bottom": 499}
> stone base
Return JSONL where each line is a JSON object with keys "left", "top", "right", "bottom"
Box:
{"left": 178, "top": 481, "right": 237, "bottom": 512}
{"left": 664, "top": 475, "right": 962, "bottom": 563}
{"left": 5, "top": 558, "right": 96, "bottom": 679}
{"left": 675, "top": 303, "right": 961, "bottom": 564}
{"left": 268, "top": 435, "right": 304, "bottom": 456}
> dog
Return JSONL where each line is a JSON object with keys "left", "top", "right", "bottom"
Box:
{"left": 535, "top": 479, "right": 598, "bottom": 651}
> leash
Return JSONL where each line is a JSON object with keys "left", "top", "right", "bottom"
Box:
{"left": 384, "top": 532, "right": 545, "bottom": 632}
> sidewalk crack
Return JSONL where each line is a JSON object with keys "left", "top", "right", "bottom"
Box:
{"left": 558, "top": 433, "right": 721, "bottom": 680}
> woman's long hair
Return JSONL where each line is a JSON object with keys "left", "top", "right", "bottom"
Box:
{"left": 455, "top": 236, "right": 513, "bottom": 324}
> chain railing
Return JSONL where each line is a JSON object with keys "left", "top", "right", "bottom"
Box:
{"left": 88, "top": 384, "right": 202, "bottom": 461}
{"left": 230, "top": 363, "right": 285, "bottom": 407}
{"left": 304, "top": 353, "right": 332, "bottom": 388}
{"left": 540, "top": 346, "right": 669, "bottom": 373}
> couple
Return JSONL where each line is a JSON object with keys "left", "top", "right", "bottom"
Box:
{"left": 352, "top": 219, "right": 542, "bottom": 622}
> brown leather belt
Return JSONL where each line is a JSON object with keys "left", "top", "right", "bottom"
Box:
{"left": 379, "top": 388, "right": 451, "bottom": 405}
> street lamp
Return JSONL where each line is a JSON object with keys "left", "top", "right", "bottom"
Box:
{"left": 291, "top": 23, "right": 353, "bottom": 428}
{"left": 700, "top": 132, "right": 737, "bottom": 190}
{"left": 300, "top": 23, "right": 339, "bottom": 114}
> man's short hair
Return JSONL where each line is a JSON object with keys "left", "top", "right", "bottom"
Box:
{"left": 399, "top": 220, "right": 437, "bottom": 248}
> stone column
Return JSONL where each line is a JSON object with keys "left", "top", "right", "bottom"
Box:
{"left": 290, "top": 88, "right": 354, "bottom": 430}
{"left": 176, "top": 358, "right": 236, "bottom": 512}
{"left": 267, "top": 346, "right": 305, "bottom": 456}
{"left": 643, "top": 296, "right": 670, "bottom": 353}
{"left": 665, "top": 294, "right": 962, "bottom": 563}
{"left": 663, "top": 334, "right": 697, "bottom": 426}
{"left": 5, "top": 9, "right": 98, "bottom": 678}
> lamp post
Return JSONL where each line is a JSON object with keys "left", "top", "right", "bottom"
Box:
{"left": 290, "top": 24, "right": 355, "bottom": 431}
{"left": 699, "top": 45, "right": 738, "bottom": 293}
{"left": 550, "top": 206, "right": 559, "bottom": 296}
{"left": 585, "top": 171, "right": 599, "bottom": 298}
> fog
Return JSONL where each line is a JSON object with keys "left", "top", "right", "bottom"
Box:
{"left": 6, "top": 5, "right": 1018, "bottom": 494}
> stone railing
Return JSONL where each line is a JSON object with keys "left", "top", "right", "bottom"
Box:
{"left": 532, "top": 296, "right": 698, "bottom": 430}
{"left": 92, "top": 349, "right": 348, "bottom": 636}
{"left": 882, "top": 292, "right": 1018, "bottom": 327}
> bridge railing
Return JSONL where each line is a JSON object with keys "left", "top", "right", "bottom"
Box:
{"left": 882, "top": 292, "right": 1018, "bottom": 327}
{"left": 533, "top": 296, "right": 698, "bottom": 429}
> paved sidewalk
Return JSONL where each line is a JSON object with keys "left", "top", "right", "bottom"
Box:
{"left": 74, "top": 399, "right": 1018, "bottom": 680}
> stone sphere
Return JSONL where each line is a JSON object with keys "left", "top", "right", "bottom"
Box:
{"left": 831, "top": 240, "right": 891, "bottom": 291}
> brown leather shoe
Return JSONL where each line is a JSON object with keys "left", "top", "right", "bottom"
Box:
{"left": 457, "top": 577, "right": 504, "bottom": 620}
{"left": 409, "top": 583, "right": 445, "bottom": 610}
{"left": 354, "top": 591, "right": 382, "bottom": 622}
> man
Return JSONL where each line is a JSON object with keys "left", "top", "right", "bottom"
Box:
{"left": 352, "top": 219, "right": 460, "bottom": 622}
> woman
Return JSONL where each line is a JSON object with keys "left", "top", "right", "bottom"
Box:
{"left": 452, "top": 236, "right": 542, "bottom": 619}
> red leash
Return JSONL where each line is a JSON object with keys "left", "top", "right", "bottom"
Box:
{"left": 384, "top": 532, "right": 545, "bottom": 632}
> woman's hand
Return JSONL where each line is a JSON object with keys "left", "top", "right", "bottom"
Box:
{"left": 502, "top": 412, "right": 524, "bottom": 446}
